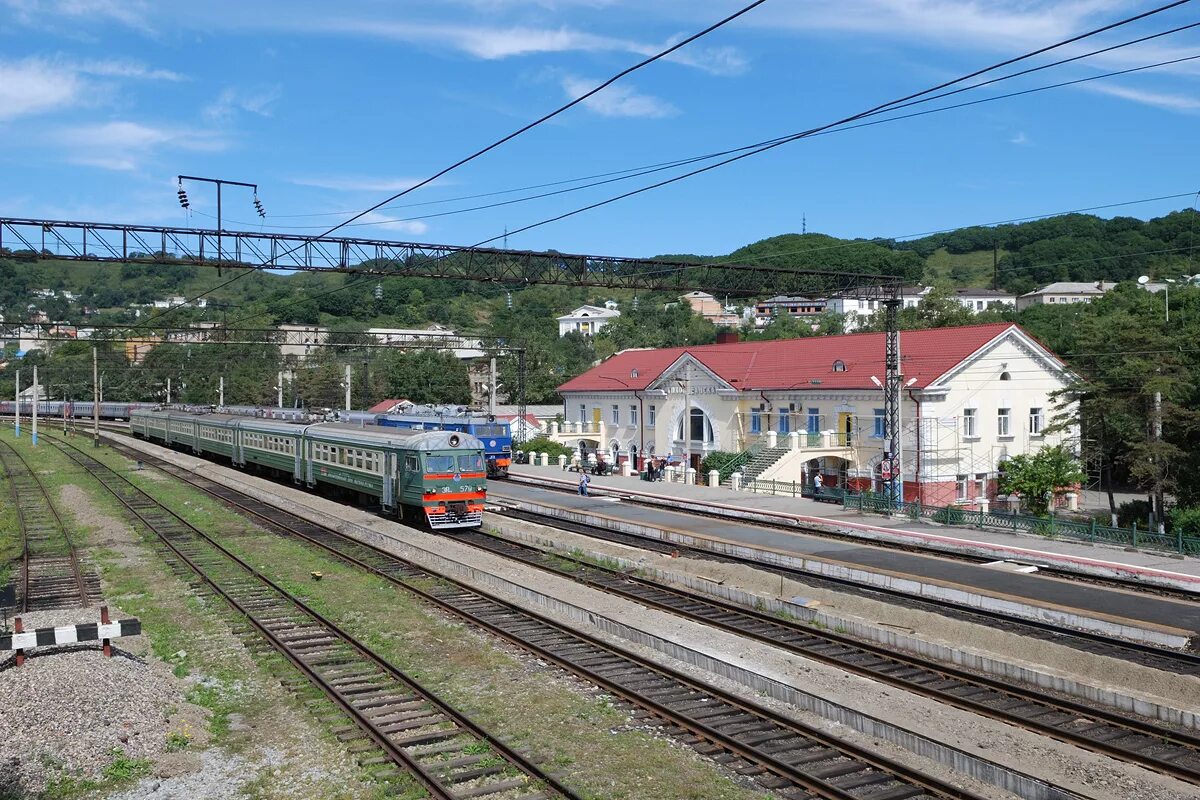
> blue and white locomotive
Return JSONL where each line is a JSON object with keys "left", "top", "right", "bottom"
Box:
{"left": 375, "top": 405, "right": 512, "bottom": 478}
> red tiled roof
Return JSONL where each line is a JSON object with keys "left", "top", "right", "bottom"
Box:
{"left": 558, "top": 323, "right": 1033, "bottom": 393}
{"left": 367, "top": 399, "right": 408, "bottom": 413}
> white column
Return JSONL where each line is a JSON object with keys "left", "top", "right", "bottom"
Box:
{"left": 708, "top": 469, "right": 720, "bottom": 487}
{"left": 538, "top": 452, "right": 549, "bottom": 467}
{"left": 766, "top": 430, "right": 777, "bottom": 447}
{"left": 31, "top": 366, "right": 38, "bottom": 446}
{"left": 788, "top": 431, "right": 799, "bottom": 450}
{"left": 557, "top": 454, "right": 567, "bottom": 468}
{"left": 730, "top": 473, "right": 741, "bottom": 491}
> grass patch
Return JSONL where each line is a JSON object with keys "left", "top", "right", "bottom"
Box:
{"left": 41, "top": 748, "right": 152, "bottom": 799}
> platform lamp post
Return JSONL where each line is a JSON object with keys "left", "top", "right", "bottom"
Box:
{"left": 177, "top": 175, "right": 265, "bottom": 273}
{"left": 596, "top": 374, "right": 636, "bottom": 470}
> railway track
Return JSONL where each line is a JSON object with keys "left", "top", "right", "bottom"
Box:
{"left": 0, "top": 437, "right": 92, "bottom": 612}
{"left": 99, "top": 438, "right": 997, "bottom": 800}
{"left": 43, "top": 436, "right": 580, "bottom": 800}
{"left": 451, "top": 529, "right": 1200, "bottom": 787}
{"left": 491, "top": 504, "right": 1200, "bottom": 677}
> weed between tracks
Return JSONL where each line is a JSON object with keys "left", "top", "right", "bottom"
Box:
{"left": 88, "top": 443, "right": 773, "bottom": 800}
{"left": 4, "top": 437, "right": 384, "bottom": 800}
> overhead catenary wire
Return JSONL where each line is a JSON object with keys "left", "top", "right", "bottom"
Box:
{"left": 152, "top": 0, "right": 1197, "bottom": 331}
{"left": 133, "top": 0, "right": 772, "bottom": 329}
{"left": 193, "top": 18, "right": 1200, "bottom": 233}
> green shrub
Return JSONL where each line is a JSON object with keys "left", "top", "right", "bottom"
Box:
{"left": 1168, "top": 505, "right": 1200, "bottom": 536}
{"left": 513, "top": 436, "right": 574, "bottom": 459}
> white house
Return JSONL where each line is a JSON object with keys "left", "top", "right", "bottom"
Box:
{"left": 553, "top": 323, "right": 1077, "bottom": 508}
{"left": 556, "top": 305, "right": 620, "bottom": 337}
{"left": 1017, "top": 281, "right": 1116, "bottom": 310}
{"left": 277, "top": 324, "right": 329, "bottom": 361}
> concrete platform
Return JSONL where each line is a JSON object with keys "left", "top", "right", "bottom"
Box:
{"left": 497, "top": 470, "right": 1200, "bottom": 650}
{"left": 508, "top": 465, "right": 1200, "bottom": 594}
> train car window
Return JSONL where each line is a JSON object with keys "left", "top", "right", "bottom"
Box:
{"left": 475, "top": 425, "right": 506, "bottom": 437}
{"left": 406, "top": 455, "right": 419, "bottom": 471}
{"left": 425, "top": 455, "right": 454, "bottom": 473}
{"left": 458, "top": 454, "right": 484, "bottom": 471}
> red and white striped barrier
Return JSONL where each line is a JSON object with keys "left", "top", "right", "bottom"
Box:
{"left": 2, "top": 607, "right": 141, "bottom": 666}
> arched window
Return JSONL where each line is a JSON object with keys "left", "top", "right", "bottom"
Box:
{"left": 832, "top": 360, "right": 847, "bottom": 372}
{"left": 676, "top": 408, "right": 714, "bottom": 444}
{"left": 999, "top": 371, "right": 1011, "bottom": 381}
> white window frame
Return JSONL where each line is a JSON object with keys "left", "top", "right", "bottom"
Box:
{"left": 611, "top": 404, "right": 619, "bottom": 425}
{"left": 1029, "top": 407, "right": 1044, "bottom": 436}
{"left": 997, "top": 408, "right": 1011, "bottom": 437}
{"left": 648, "top": 405, "right": 656, "bottom": 427}
{"left": 962, "top": 408, "right": 977, "bottom": 438}
{"left": 630, "top": 405, "right": 638, "bottom": 426}
{"left": 956, "top": 474, "right": 969, "bottom": 501}
{"left": 975, "top": 472, "right": 987, "bottom": 499}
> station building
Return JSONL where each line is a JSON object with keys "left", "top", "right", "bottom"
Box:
{"left": 553, "top": 323, "right": 1077, "bottom": 508}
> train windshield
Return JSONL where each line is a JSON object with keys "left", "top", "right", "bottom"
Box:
{"left": 473, "top": 425, "right": 507, "bottom": 437}
{"left": 458, "top": 453, "right": 484, "bottom": 471}
{"left": 424, "top": 455, "right": 455, "bottom": 473}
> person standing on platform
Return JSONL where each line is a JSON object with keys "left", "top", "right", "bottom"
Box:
{"left": 579, "top": 471, "right": 590, "bottom": 496}
{"left": 813, "top": 472, "right": 823, "bottom": 494}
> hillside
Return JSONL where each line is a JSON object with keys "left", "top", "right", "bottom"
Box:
{"left": 2, "top": 206, "right": 1196, "bottom": 330}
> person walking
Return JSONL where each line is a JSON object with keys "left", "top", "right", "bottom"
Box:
{"left": 578, "top": 471, "right": 590, "bottom": 496}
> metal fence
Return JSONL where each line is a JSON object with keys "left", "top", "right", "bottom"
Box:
{"left": 844, "top": 493, "right": 1200, "bottom": 556}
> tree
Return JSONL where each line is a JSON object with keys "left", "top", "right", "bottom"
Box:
{"left": 997, "top": 445, "right": 1086, "bottom": 516}
{"left": 380, "top": 350, "right": 472, "bottom": 405}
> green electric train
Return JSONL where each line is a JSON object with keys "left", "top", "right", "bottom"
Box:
{"left": 130, "top": 409, "right": 486, "bottom": 529}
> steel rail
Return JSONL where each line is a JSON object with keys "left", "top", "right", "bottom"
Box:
{"left": 453, "top": 529, "right": 1200, "bottom": 786}
{"left": 109, "top": 439, "right": 999, "bottom": 800}
{"left": 0, "top": 437, "right": 89, "bottom": 611}
{"left": 490, "top": 499, "right": 1200, "bottom": 676}
{"left": 44, "top": 434, "right": 579, "bottom": 800}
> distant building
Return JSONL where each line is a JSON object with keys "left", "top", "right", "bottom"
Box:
{"left": 679, "top": 291, "right": 741, "bottom": 327}
{"left": 556, "top": 305, "right": 620, "bottom": 337}
{"left": 125, "top": 336, "right": 160, "bottom": 364}
{"left": 1017, "top": 281, "right": 1116, "bottom": 310}
{"left": 368, "top": 399, "right": 410, "bottom": 414}
{"left": 753, "top": 295, "right": 828, "bottom": 328}
{"left": 277, "top": 324, "right": 329, "bottom": 361}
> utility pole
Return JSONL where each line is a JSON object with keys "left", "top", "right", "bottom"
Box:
{"left": 92, "top": 347, "right": 100, "bottom": 448}
{"left": 31, "top": 365, "right": 38, "bottom": 447}
{"left": 344, "top": 364, "right": 352, "bottom": 412}
{"left": 14, "top": 369, "right": 20, "bottom": 438}
{"left": 277, "top": 371, "right": 284, "bottom": 409}
{"left": 1153, "top": 390, "right": 1165, "bottom": 535}
{"left": 177, "top": 175, "right": 264, "bottom": 273}
{"left": 219, "top": 376, "right": 225, "bottom": 408}
{"left": 166, "top": 377, "right": 172, "bottom": 405}
{"left": 488, "top": 357, "right": 497, "bottom": 416}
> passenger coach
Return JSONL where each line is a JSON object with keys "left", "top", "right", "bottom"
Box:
{"left": 130, "top": 409, "right": 486, "bottom": 529}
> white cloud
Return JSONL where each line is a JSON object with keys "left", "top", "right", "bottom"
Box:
{"left": 0, "top": 59, "right": 83, "bottom": 121}
{"left": 1084, "top": 83, "right": 1200, "bottom": 112}
{"left": 1008, "top": 131, "right": 1030, "bottom": 145}
{"left": 1, "top": 0, "right": 155, "bottom": 32}
{"left": 54, "top": 120, "right": 229, "bottom": 170}
{"left": 0, "top": 57, "right": 183, "bottom": 122}
{"left": 356, "top": 210, "right": 429, "bottom": 236}
{"left": 290, "top": 176, "right": 435, "bottom": 192}
{"left": 562, "top": 75, "right": 678, "bottom": 117}
{"left": 204, "top": 85, "right": 283, "bottom": 122}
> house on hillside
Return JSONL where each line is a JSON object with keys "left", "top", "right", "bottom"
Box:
{"left": 1017, "top": 281, "right": 1116, "bottom": 310}
{"left": 552, "top": 323, "right": 1077, "bottom": 509}
{"left": 679, "top": 291, "right": 741, "bottom": 327}
{"left": 556, "top": 305, "right": 620, "bottom": 337}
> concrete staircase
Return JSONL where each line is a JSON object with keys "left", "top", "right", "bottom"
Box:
{"left": 721, "top": 446, "right": 790, "bottom": 486}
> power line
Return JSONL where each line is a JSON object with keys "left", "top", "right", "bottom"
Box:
{"left": 191, "top": 17, "right": 1200, "bottom": 234}
{"left": 136, "top": 0, "right": 771, "bottom": 328}
{"left": 217, "top": 55, "right": 1200, "bottom": 328}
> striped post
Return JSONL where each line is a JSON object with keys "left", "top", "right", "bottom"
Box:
{"left": 101, "top": 606, "right": 112, "bottom": 658}
{"left": 14, "top": 617, "right": 24, "bottom": 667}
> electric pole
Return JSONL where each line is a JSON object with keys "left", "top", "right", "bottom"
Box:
{"left": 344, "top": 364, "right": 352, "bottom": 412}
{"left": 1153, "top": 390, "right": 1165, "bottom": 535}
{"left": 219, "top": 376, "right": 225, "bottom": 408}
{"left": 166, "top": 377, "right": 172, "bottom": 405}
{"left": 92, "top": 347, "right": 100, "bottom": 448}
{"left": 31, "top": 365, "right": 38, "bottom": 446}
{"left": 14, "top": 369, "right": 20, "bottom": 438}
{"left": 489, "top": 357, "right": 498, "bottom": 416}
{"left": 277, "top": 371, "right": 284, "bottom": 409}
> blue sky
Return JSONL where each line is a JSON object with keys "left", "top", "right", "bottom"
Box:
{"left": 1, "top": 0, "right": 1198, "bottom": 259}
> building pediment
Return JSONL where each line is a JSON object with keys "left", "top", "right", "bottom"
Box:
{"left": 649, "top": 353, "right": 736, "bottom": 393}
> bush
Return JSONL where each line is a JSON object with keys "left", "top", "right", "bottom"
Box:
{"left": 1115, "top": 499, "right": 1153, "bottom": 529}
{"left": 700, "top": 451, "right": 741, "bottom": 476}
{"left": 1168, "top": 505, "right": 1200, "bottom": 536}
{"left": 932, "top": 507, "right": 966, "bottom": 526}
{"left": 513, "top": 436, "right": 574, "bottom": 459}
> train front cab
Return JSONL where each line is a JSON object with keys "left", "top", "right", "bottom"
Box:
{"left": 395, "top": 433, "right": 486, "bottom": 530}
